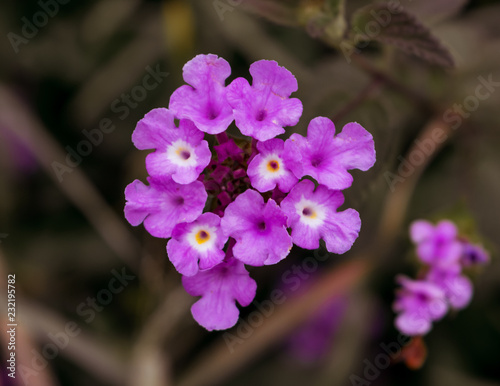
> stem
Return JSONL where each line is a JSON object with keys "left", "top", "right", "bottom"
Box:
{"left": 332, "top": 77, "right": 383, "bottom": 122}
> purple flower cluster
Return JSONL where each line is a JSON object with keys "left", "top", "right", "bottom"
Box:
{"left": 124, "top": 54, "right": 376, "bottom": 330}
{"left": 393, "top": 219, "right": 489, "bottom": 336}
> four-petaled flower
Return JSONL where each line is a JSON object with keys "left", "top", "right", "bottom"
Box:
{"left": 182, "top": 255, "right": 257, "bottom": 331}
{"left": 169, "top": 54, "right": 234, "bottom": 134}
{"left": 227, "top": 60, "right": 303, "bottom": 141}
{"left": 393, "top": 276, "right": 448, "bottom": 336}
{"left": 167, "top": 212, "right": 227, "bottom": 276}
{"left": 124, "top": 177, "right": 206, "bottom": 238}
{"left": 132, "top": 108, "right": 211, "bottom": 184}
{"left": 247, "top": 138, "right": 297, "bottom": 193}
{"left": 284, "top": 117, "right": 376, "bottom": 191}
{"left": 221, "top": 189, "right": 293, "bottom": 266}
{"left": 410, "top": 220, "right": 462, "bottom": 267}
{"left": 280, "top": 180, "right": 360, "bottom": 253}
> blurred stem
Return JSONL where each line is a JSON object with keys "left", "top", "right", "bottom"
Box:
{"left": 332, "top": 77, "right": 383, "bottom": 122}
{"left": 128, "top": 286, "right": 192, "bottom": 386}
{"left": 0, "top": 249, "right": 60, "bottom": 386}
{"left": 351, "top": 52, "right": 435, "bottom": 113}
{"left": 376, "top": 113, "right": 456, "bottom": 250}
{"left": 0, "top": 85, "right": 141, "bottom": 273}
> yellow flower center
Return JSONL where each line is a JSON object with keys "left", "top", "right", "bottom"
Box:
{"left": 195, "top": 230, "right": 210, "bottom": 244}
{"left": 266, "top": 159, "right": 280, "bottom": 172}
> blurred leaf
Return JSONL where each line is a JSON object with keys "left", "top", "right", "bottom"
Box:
{"left": 299, "top": 0, "right": 347, "bottom": 46}
{"left": 350, "top": 3, "right": 454, "bottom": 68}
{"left": 405, "top": 0, "right": 468, "bottom": 25}
{"left": 240, "top": 0, "right": 302, "bottom": 26}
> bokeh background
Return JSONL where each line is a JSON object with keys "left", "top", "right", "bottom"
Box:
{"left": 1, "top": 0, "right": 500, "bottom": 385}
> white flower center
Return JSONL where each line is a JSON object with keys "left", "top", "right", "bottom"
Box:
{"left": 187, "top": 225, "right": 217, "bottom": 253}
{"left": 166, "top": 140, "right": 197, "bottom": 167}
{"left": 258, "top": 153, "right": 286, "bottom": 179}
{"left": 295, "top": 197, "right": 326, "bottom": 227}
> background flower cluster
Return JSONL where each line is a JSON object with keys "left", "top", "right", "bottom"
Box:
{"left": 394, "top": 219, "right": 490, "bottom": 336}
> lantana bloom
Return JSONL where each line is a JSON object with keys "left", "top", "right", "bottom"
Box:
{"left": 394, "top": 219, "right": 489, "bottom": 337}
{"left": 132, "top": 108, "right": 211, "bottom": 184}
{"left": 169, "top": 54, "right": 233, "bottom": 134}
{"left": 393, "top": 276, "right": 447, "bottom": 336}
{"left": 280, "top": 179, "right": 361, "bottom": 253}
{"left": 182, "top": 255, "right": 257, "bottom": 331}
{"left": 410, "top": 220, "right": 462, "bottom": 267}
{"left": 284, "top": 117, "right": 376, "bottom": 190}
{"left": 227, "top": 60, "right": 303, "bottom": 141}
{"left": 124, "top": 177, "right": 206, "bottom": 238}
{"left": 221, "top": 189, "right": 292, "bottom": 266}
{"left": 247, "top": 138, "right": 297, "bottom": 193}
{"left": 461, "top": 241, "right": 490, "bottom": 267}
{"left": 426, "top": 266, "right": 473, "bottom": 310}
{"left": 124, "top": 54, "right": 376, "bottom": 330}
{"left": 167, "top": 213, "right": 227, "bottom": 276}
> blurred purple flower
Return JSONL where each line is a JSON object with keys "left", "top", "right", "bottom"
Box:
{"left": 280, "top": 179, "right": 360, "bottom": 253}
{"left": 227, "top": 60, "right": 303, "bottom": 141}
{"left": 410, "top": 219, "right": 462, "bottom": 268}
{"left": 461, "top": 241, "right": 490, "bottom": 267}
{"left": 284, "top": 118, "right": 376, "bottom": 190}
{"left": 287, "top": 296, "right": 348, "bottom": 363}
{"left": 132, "top": 108, "right": 211, "bottom": 184}
{"left": 393, "top": 276, "right": 448, "bottom": 336}
{"left": 426, "top": 266, "right": 473, "bottom": 310}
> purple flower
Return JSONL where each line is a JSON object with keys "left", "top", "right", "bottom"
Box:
{"left": 169, "top": 54, "right": 233, "bottom": 134}
{"left": 393, "top": 276, "right": 448, "bottom": 336}
{"left": 280, "top": 180, "right": 361, "bottom": 253}
{"left": 410, "top": 220, "right": 462, "bottom": 268}
{"left": 221, "top": 189, "right": 292, "bottom": 266}
{"left": 182, "top": 255, "right": 257, "bottom": 331}
{"left": 287, "top": 295, "right": 347, "bottom": 363}
{"left": 426, "top": 266, "right": 473, "bottom": 310}
{"left": 167, "top": 213, "right": 227, "bottom": 276}
{"left": 226, "top": 60, "right": 303, "bottom": 141}
{"left": 284, "top": 117, "right": 376, "bottom": 191}
{"left": 247, "top": 138, "right": 298, "bottom": 193}
{"left": 132, "top": 108, "right": 211, "bottom": 184}
{"left": 124, "top": 177, "right": 207, "bottom": 238}
{"left": 461, "top": 241, "right": 490, "bottom": 267}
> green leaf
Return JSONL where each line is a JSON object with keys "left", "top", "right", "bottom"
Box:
{"left": 350, "top": 3, "right": 455, "bottom": 68}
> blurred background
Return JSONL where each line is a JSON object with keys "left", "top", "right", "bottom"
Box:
{"left": 1, "top": 0, "right": 500, "bottom": 385}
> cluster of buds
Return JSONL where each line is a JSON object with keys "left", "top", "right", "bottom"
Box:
{"left": 124, "top": 54, "right": 376, "bottom": 330}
